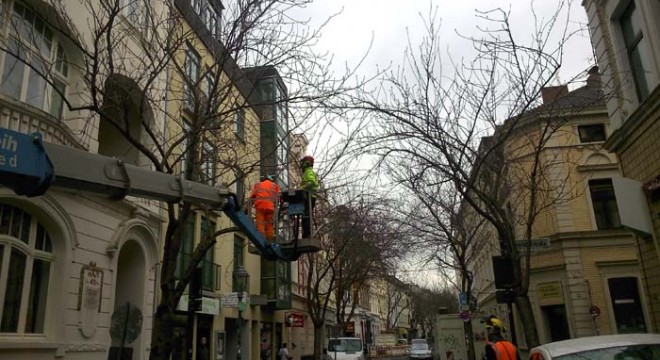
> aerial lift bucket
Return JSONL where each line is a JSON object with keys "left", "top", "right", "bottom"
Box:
{"left": 248, "top": 188, "right": 320, "bottom": 258}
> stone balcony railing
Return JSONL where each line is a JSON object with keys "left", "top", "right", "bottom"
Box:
{"left": 0, "top": 94, "right": 85, "bottom": 149}
{"left": 0, "top": 95, "right": 167, "bottom": 212}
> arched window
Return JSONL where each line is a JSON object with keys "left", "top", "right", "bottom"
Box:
{"left": 0, "top": 203, "right": 53, "bottom": 334}
{"left": 0, "top": 0, "right": 68, "bottom": 119}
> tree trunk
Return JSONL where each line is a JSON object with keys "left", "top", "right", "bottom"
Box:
{"left": 514, "top": 295, "right": 540, "bottom": 349}
{"left": 463, "top": 320, "right": 476, "bottom": 360}
{"left": 149, "top": 303, "right": 175, "bottom": 360}
{"left": 313, "top": 324, "right": 325, "bottom": 360}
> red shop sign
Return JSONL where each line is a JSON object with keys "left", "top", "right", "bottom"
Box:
{"left": 344, "top": 321, "right": 355, "bottom": 332}
{"left": 286, "top": 313, "right": 305, "bottom": 327}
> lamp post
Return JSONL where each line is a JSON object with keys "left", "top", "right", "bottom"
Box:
{"left": 233, "top": 265, "right": 250, "bottom": 360}
{"left": 359, "top": 310, "right": 371, "bottom": 358}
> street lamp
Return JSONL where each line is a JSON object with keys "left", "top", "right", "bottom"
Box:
{"left": 233, "top": 265, "right": 250, "bottom": 360}
{"left": 359, "top": 310, "right": 371, "bottom": 358}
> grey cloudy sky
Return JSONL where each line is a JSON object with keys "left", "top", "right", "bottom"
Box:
{"left": 296, "top": 0, "right": 595, "bottom": 84}
{"left": 295, "top": 0, "right": 596, "bottom": 163}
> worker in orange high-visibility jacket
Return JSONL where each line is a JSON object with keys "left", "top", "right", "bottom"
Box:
{"left": 482, "top": 315, "right": 520, "bottom": 360}
{"left": 250, "top": 175, "right": 281, "bottom": 240}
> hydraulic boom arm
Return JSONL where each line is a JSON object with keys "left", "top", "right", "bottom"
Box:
{"left": 0, "top": 129, "right": 299, "bottom": 261}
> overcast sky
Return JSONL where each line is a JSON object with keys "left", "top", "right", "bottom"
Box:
{"left": 295, "top": 0, "right": 594, "bottom": 85}
{"left": 294, "top": 0, "right": 597, "bottom": 175}
{"left": 291, "top": 0, "right": 596, "bottom": 284}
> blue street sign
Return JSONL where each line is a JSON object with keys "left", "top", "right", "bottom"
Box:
{"left": 0, "top": 129, "right": 54, "bottom": 197}
{"left": 459, "top": 292, "right": 468, "bottom": 305}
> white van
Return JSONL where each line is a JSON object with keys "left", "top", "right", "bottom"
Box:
{"left": 327, "top": 337, "right": 365, "bottom": 360}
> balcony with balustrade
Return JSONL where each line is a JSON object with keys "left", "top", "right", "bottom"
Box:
{"left": 0, "top": 94, "right": 84, "bottom": 148}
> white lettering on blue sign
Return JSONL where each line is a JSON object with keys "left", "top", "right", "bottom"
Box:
{"left": 0, "top": 134, "right": 19, "bottom": 169}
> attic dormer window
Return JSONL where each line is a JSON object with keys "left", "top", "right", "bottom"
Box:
{"left": 578, "top": 124, "right": 606, "bottom": 143}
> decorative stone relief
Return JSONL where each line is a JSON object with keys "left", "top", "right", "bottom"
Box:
{"left": 78, "top": 261, "right": 104, "bottom": 338}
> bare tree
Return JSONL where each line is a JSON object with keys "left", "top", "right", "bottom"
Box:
{"left": 344, "top": 2, "right": 588, "bottom": 348}
{"left": 408, "top": 286, "right": 457, "bottom": 340}
{"left": 0, "top": 0, "right": 371, "bottom": 358}
{"left": 376, "top": 275, "right": 410, "bottom": 333}
{"left": 303, "top": 192, "right": 406, "bottom": 359}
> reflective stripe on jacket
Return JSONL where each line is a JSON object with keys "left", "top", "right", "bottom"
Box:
{"left": 250, "top": 180, "right": 280, "bottom": 210}
{"left": 301, "top": 167, "right": 319, "bottom": 195}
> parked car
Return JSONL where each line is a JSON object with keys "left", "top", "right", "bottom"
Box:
{"left": 328, "top": 337, "right": 365, "bottom": 360}
{"left": 409, "top": 339, "right": 432, "bottom": 360}
{"left": 529, "top": 333, "right": 660, "bottom": 360}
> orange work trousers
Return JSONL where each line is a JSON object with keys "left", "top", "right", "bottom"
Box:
{"left": 255, "top": 208, "right": 275, "bottom": 240}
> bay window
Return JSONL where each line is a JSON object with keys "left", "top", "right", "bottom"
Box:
{"left": 0, "top": 0, "right": 68, "bottom": 119}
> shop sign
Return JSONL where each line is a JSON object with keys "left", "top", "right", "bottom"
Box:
{"left": 537, "top": 281, "right": 564, "bottom": 306}
{"left": 177, "top": 295, "right": 220, "bottom": 315}
{"left": 220, "top": 292, "right": 249, "bottom": 307}
{"left": 286, "top": 313, "right": 305, "bottom": 327}
{"left": 515, "top": 238, "right": 550, "bottom": 253}
{"left": 344, "top": 321, "right": 355, "bottom": 332}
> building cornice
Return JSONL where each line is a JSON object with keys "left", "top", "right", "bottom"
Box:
{"left": 530, "top": 264, "right": 566, "bottom": 274}
{"left": 595, "top": 259, "right": 638, "bottom": 268}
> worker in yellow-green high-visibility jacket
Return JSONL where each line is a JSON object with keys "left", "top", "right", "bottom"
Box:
{"left": 300, "top": 155, "right": 319, "bottom": 239}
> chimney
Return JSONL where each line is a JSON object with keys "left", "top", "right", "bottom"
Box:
{"left": 541, "top": 85, "right": 569, "bottom": 104}
{"left": 586, "top": 66, "right": 601, "bottom": 88}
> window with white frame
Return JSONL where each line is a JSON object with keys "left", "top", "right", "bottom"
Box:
{"left": 200, "top": 139, "right": 216, "bottom": 185}
{"left": 0, "top": 0, "right": 68, "bottom": 119}
{"left": 0, "top": 203, "right": 53, "bottom": 334}
{"left": 619, "top": 0, "right": 652, "bottom": 102}
{"left": 184, "top": 46, "right": 200, "bottom": 110}
{"left": 205, "top": 7, "right": 219, "bottom": 38}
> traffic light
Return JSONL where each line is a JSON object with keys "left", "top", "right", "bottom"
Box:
{"left": 492, "top": 256, "right": 515, "bottom": 289}
{"left": 189, "top": 267, "right": 203, "bottom": 312}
